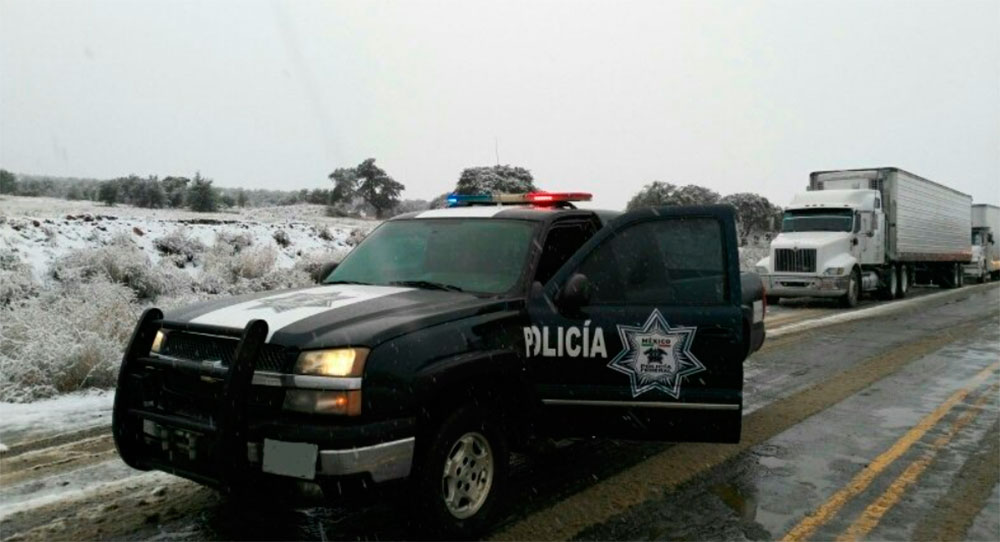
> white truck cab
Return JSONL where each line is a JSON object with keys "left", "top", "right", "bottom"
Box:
{"left": 756, "top": 189, "right": 882, "bottom": 304}
{"left": 756, "top": 168, "right": 972, "bottom": 308}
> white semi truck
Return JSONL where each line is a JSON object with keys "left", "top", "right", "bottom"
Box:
{"left": 756, "top": 167, "right": 972, "bottom": 307}
{"left": 964, "top": 203, "right": 1000, "bottom": 283}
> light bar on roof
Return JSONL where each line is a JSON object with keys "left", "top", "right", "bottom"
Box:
{"left": 447, "top": 191, "right": 593, "bottom": 207}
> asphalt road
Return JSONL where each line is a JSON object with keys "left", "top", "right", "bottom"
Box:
{"left": 1, "top": 283, "right": 997, "bottom": 541}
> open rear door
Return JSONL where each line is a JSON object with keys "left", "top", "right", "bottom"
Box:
{"left": 526, "top": 205, "right": 744, "bottom": 442}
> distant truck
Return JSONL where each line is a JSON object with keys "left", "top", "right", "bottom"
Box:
{"left": 965, "top": 203, "right": 1000, "bottom": 282}
{"left": 756, "top": 167, "right": 972, "bottom": 307}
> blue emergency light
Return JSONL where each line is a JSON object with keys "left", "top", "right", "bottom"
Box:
{"left": 447, "top": 191, "right": 592, "bottom": 207}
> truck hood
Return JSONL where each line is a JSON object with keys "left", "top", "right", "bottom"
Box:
{"left": 770, "top": 231, "right": 853, "bottom": 249}
{"left": 769, "top": 231, "right": 856, "bottom": 272}
{"left": 164, "top": 284, "right": 512, "bottom": 349}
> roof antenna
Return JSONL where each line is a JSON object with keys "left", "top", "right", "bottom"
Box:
{"left": 494, "top": 136, "right": 500, "bottom": 166}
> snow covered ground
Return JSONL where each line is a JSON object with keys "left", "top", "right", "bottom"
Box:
{"left": 0, "top": 389, "right": 113, "bottom": 450}
{"left": 0, "top": 196, "right": 372, "bottom": 280}
{"left": 0, "top": 196, "right": 377, "bottom": 403}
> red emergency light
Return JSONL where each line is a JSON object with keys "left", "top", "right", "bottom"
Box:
{"left": 525, "top": 192, "right": 593, "bottom": 205}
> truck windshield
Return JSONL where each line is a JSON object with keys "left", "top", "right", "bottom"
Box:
{"left": 781, "top": 209, "right": 854, "bottom": 233}
{"left": 325, "top": 218, "right": 537, "bottom": 294}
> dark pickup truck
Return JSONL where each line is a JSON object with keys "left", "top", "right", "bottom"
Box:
{"left": 112, "top": 193, "right": 765, "bottom": 536}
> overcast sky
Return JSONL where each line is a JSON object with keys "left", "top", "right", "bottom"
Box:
{"left": 1, "top": 0, "right": 997, "bottom": 209}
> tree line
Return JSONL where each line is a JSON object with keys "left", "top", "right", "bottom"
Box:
{"left": 2, "top": 165, "right": 783, "bottom": 243}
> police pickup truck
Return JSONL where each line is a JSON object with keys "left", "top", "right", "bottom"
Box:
{"left": 112, "top": 192, "right": 766, "bottom": 536}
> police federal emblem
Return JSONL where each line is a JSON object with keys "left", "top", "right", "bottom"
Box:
{"left": 608, "top": 309, "right": 705, "bottom": 398}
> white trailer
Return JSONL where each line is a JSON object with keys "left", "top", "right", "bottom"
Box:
{"left": 965, "top": 203, "right": 1000, "bottom": 282}
{"left": 756, "top": 167, "right": 972, "bottom": 307}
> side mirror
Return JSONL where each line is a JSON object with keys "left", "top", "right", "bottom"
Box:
{"left": 315, "top": 262, "right": 339, "bottom": 284}
{"left": 558, "top": 273, "right": 592, "bottom": 311}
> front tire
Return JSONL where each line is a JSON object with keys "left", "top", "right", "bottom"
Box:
{"left": 840, "top": 268, "right": 860, "bottom": 308}
{"left": 412, "top": 404, "right": 510, "bottom": 538}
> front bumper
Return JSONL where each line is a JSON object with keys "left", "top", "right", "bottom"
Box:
{"left": 763, "top": 274, "right": 850, "bottom": 298}
{"left": 318, "top": 437, "right": 414, "bottom": 482}
{"left": 113, "top": 312, "right": 416, "bottom": 492}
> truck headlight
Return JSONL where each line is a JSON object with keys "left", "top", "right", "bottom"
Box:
{"left": 823, "top": 267, "right": 846, "bottom": 276}
{"left": 755, "top": 266, "right": 769, "bottom": 275}
{"left": 151, "top": 330, "right": 166, "bottom": 353}
{"left": 294, "top": 348, "right": 369, "bottom": 377}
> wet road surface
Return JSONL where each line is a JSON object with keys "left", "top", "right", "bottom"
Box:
{"left": 1, "top": 283, "right": 997, "bottom": 541}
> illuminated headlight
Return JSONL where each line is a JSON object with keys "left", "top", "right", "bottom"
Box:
{"left": 151, "top": 330, "right": 166, "bottom": 353}
{"left": 755, "top": 266, "right": 769, "bottom": 275}
{"left": 823, "top": 267, "right": 846, "bottom": 276}
{"left": 294, "top": 348, "right": 369, "bottom": 377}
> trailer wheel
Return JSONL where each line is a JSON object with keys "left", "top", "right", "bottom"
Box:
{"left": 895, "top": 264, "right": 909, "bottom": 299}
{"left": 879, "top": 268, "right": 898, "bottom": 300}
{"left": 411, "top": 403, "right": 509, "bottom": 538}
{"left": 957, "top": 264, "right": 964, "bottom": 288}
{"left": 840, "top": 268, "right": 860, "bottom": 308}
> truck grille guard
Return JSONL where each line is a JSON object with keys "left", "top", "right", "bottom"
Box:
{"left": 112, "top": 308, "right": 269, "bottom": 492}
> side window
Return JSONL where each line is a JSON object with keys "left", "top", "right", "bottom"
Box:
{"left": 576, "top": 217, "right": 727, "bottom": 305}
{"left": 535, "top": 222, "right": 596, "bottom": 285}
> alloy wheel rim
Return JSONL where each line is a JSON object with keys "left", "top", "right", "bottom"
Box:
{"left": 900, "top": 266, "right": 908, "bottom": 293}
{"left": 441, "top": 431, "right": 494, "bottom": 519}
{"left": 889, "top": 269, "right": 897, "bottom": 296}
{"left": 850, "top": 274, "right": 858, "bottom": 304}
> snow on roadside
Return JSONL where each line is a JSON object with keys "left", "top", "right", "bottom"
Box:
{"left": 0, "top": 389, "right": 114, "bottom": 449}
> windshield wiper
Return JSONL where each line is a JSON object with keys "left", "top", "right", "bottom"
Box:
{"left": 389, "top": 280, "right": 464, "bottom": 292}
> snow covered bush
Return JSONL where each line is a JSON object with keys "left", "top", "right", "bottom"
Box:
{"left": 153, "top": 227, "right": 206, "bottom": 266}
{"left": 0, "top": 278, "right": 141, "bottom": 402}
{"left": 1, "top": 250, "right": 40, "bottom": 305}
{"left": 739, "top": 246, "right": 769, "bottom": 272}
{"left": 215, "top": 229, "right": 254, "bottom": 253}
{"left": 52, "top": 234, "right": 188, "bottom": 299}
{"left": 273, "top": 229, "right": 291, "bottom": 248}
{"left": 204, "top": 244, "right": 278, "bottom": 283}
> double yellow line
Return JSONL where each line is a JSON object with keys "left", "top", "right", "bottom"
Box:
{"left": 782, "top": 361, "right": 1000, "bottom": 542}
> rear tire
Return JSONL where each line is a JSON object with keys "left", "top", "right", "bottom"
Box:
{"left": 766, "top": 295, "right": 781, "bottom": 306}
{"left": 879, "top": 267, "right": 898, "bottom": 300}
{"left": 411, "top": 403, "right": 509, "bottom": 539}
{"left": 895, "top": 264, "right": 909, "bottom": 299}
{"left": 840, "top": 268, "right": 860, "bottom": 308}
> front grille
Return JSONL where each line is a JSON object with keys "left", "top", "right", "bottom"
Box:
{"left": 774, "top": 248, "right": 817, "bottom": 273}
{"left": 160, "top": 331, "right": 292, "bottom": 372}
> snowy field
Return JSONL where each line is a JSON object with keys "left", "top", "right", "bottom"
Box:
{"left": 0, "top": 196, "right": 376, "bottom": 404}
